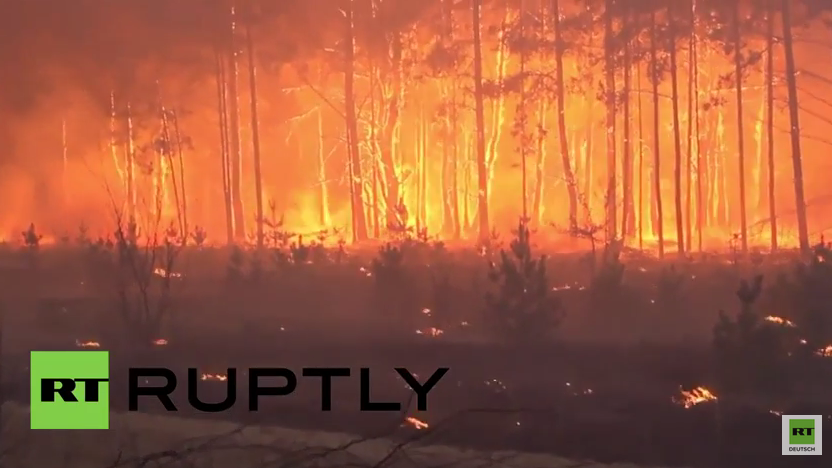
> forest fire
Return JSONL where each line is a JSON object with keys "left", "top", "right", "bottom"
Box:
{"left": 0, "top": 0, "right": 828, "bottom": 254}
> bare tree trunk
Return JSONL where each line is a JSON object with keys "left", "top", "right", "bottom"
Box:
{"left": 552, "top": 0, "right": 578, "bottom": 230}
{"left": 345, "top": 0, "right": 368, "bottom": 241}
{"left": 215, "top": 48, "right": 234, "bottom": 244}
{"left": 245, "top": 23, "right": 264, "bottom": 248}
{"left": 669, "top": 4, "right": 685, "bottom": 254}
{"left": 692, "top": 0, "right": 703, "bottom": 252}
{"left": 451, "top": 83, "right": 462, "bottom": 237}
{"left": 370, "top": 63, "right": 381, "bottom": 238}
{"left": 518, "top": 0, "right": 528, "bottom": 222}
{"left": 603, "top": 0, "right": 617, "bottom": 240}
{"left": 766, "top": 0, "right": 777, "bottom": 250}
{"left": 316, "top": 109, "right": 331, "bottom": 227}
{"left": 732, "top": 2, "right": 748, "bottom": 253}
{"left": 637, "top": 62, "right": 645, "bottom": 250}
{"left": 685, "top": 4, "right": 695, "bottom": 251}
{"left": 380, "top": 33, "right": 403, "bottom": 229}
{"left": 171, "top": 110, "right": 189, "bottom": 239}
{"left": 621, "top": 9, "right": 634, "bottom": 240}
{"left": 781, "top": 0, "right": 809, "bottom": 252}
{"left": 227, "top": 4, "right": 245, "bottom": 240}
{"left": 420, "top": 106, "right": 428, "bottom": 229}
{"left": 62, "top": 118, "right": 69, "bottom": 207}
{"left": 650, "top": 10, "right": 665, "bottom": 258}
{"left": 472, "top": 0, "right": 490, "bottom": 243}
{"left": 126, "top": 105, "right": 137, "bottom": 224}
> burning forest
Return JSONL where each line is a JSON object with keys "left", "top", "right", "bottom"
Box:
{"left": 1, "top": 1, "right": 832, "bottom": 468}
{"left": 0, "top": 0, "right": 829, "bottom": 253}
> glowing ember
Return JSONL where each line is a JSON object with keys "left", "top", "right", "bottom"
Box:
{"left": 764, "top": 316, "right": 796, "bottom": 327}
{"left": 75, "top": 339, "right": 100, "bottom": 348}
{"left": 816, "top": 345, "right": 832, "bottom": 357}
{"left": 415, "top": 327, "right": 443, "bottom": 337}
{"left": 674, "top": 386, "right": 718, "bottom": 409}
{"left": 201, "top": 373, "right": 228, "bottom": 381}
{"left": 404, "top": 416, "right": 428, "bottom": 430}
{"left": 152, "top": 338, "right": 168, "bottom": 346}
{"left": 153, "top": 267, "right": 182, "bottom": 278}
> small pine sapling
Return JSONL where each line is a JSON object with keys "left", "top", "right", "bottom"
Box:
{"left": 484, "top": 219, "right": 565, "bottom": 343}
{"left": 370, "top": 244, "right": 413, "bottom": 325}
{"left": 290, "top": 235, "right": 311, "bottom": 264}
{"left": 21, "top": 223, "right": 42, "bottom": 250}
{"left": 655, "top": 265, "right": 686, "bottom": 313}
{"left": 713, "top": 275, "right": 793, "bottom": 396}
{"left": 226, "top": 245, "right": 246, "bottom": 283}
{"left": 190, "top": 225, "right": 208, "bottom": 247}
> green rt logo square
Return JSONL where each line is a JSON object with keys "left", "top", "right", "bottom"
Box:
{"left": 30, "top": 351, "right": 110, "bottom": 430}
{"left": 782, "top": 415, "right": 822, "bottom": 456}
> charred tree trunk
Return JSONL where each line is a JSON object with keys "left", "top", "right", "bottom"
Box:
{"left": 380, "top": 34, "right": 403, "bottom": 229}
{"left": 215, "top": 47, "right": 234, "bottom": 245}
{"left": 316, "top": 109, "right": 331, "bottom": 227}
{"left": 766, "top": 0, "right": 777, "bottom": 250}
{"left": 345, "top": 0, "right": 368, "bottom": 241}
{"left": 171, "top": 110, "right": 189, "bottom": 239}
{"left": 227, "top": 4, "right": 245, "bottom": 241}
{"left": 603, "top": 0, "right": 617, "bottom": 240}
{"left": 692, "top": 1, "right": 703, "bottom": 252}
{"left": 732, "top": 2, "right": 748, "bottom": 253}
{"left": 637, "top": 61, "right": 645, "bottom": 249}
{"left": 621, "top": 9, "right": 634, "bottom": 240}
{"left": 245, "top": 23, "right": 264, "bottom": 249}
{"left": 669, "top": 4, "right": 685, "bottom": 254}
{"left": 472, "top": 0, "right": 490, "bottom": 243}
{"left": 552, "top": 0, "right": 578, "bottom": 231}
{"left": 782, "top": 0, "right": 808, "bottom": 252}
{"left": 650, "top": 10, "right": 665, "bottom": 258}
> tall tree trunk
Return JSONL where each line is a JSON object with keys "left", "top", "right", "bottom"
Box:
{"left": 171, "top": 110, "right": 189, "bottom": 239}
{"left": 766, "top": 0, "right": 777, "bottom": 250}
{"left": 732, "top": 2, "right": 748, "bottom": 253}
{"left": 125, "top": 104, "right": 136, "bottom": 222}
{"left": 669, "top": 4, "right": 685, "bottom": 254}
{"left": 650, "top": 10, "right": 665, "bottom": 258}
{"left": 621, "top": 9, "right": 634, "bottom": 240}
{"left": 316, "top": 108, "right": 331, "bottom": 227}
{"left": 245, "top": 24, "right": 264, "bottom": 249}
{"left": 380, "top": 34, "right": 403, "bottom": 229}
{"left": 370, "top": 63, "right": 381, "bottom": 238}
{"left": 484, "top": 9, "right": 510, "bottom": 210}
{"left": 215, "top": 48, "right": 234, "bottom": 245}
{"left": 603, "top": 0, "right": 617, "bottom": 240}
{"left": 61, "top": 118, "right": 68, "bottom": 207}
{"left": 345, "top": 0, "right": 368, "bottom": 241}
{"left": 227, "top": 4, "right": 245, "bottom": 241}
{"left": 637, "top": 62, "right": 645, "bottom": 249}
{"left": 472, "top": 0, "right": 490, "bottom": 243}
{"left": 692, "top": 0, "right": 703, "bottom": 252}
{"left": 420, "top": 107, "right": 428, "bottom": 228}
{"left": 685, "top": 4, "right": 695, "bottom": 251}
{"left": 781, "top": 0, "right": 808, "bottom": 252}
{"left": 451, "top": 79, "right": 461, "bottom": 237}
{"left": 518, "top": 0, "right": 528, "bottom": 222}
{"left": 552, "top": 0, "right": 578, "bottom": 231}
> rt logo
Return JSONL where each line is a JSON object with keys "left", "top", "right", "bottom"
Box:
{"left": 782, "top": 415, "right": 823, "bottom": 455}
{"left": 30, "top": 351, "right": 109, "bottom": 429}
